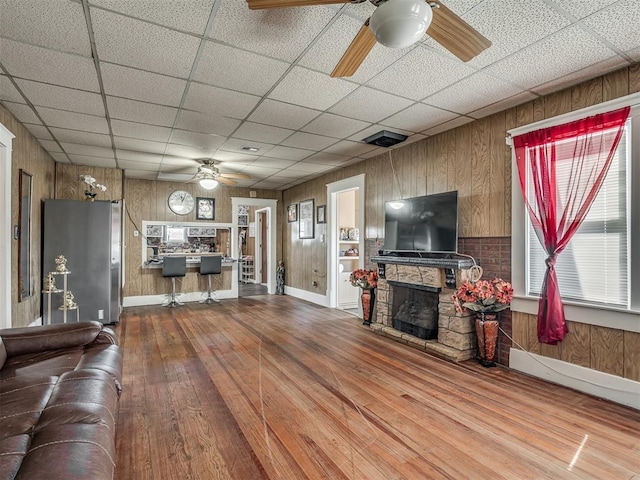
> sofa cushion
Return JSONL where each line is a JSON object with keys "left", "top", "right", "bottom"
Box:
{"left": 0, "top": 322, "right": 103, "bottom": 357}
{"left": 0, "top": 336, "right": 6, "bottom": 370}
{"left": 0, "top": 377, "right": 57, "bottom": 440}
{"left": 0, "top": 347, "right": 85, "bottom": 382}
{"left": 0, "top": 434, "right": 30, "bottom": 480}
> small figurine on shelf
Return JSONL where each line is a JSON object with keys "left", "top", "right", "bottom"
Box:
{"left": 55, "top": 255, "right": 69, "bottom": 273}
{"left": 43, "top": 272, "right": 57, "bottom": 292}
{"left": 276, "top": 261, "right": 285, "bottom": 295}
{"left": 63, "top": 291, "right": 77, "bottom": 309}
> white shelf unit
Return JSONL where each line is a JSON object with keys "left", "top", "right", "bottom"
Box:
{"left": 338, "top": 240, "right": 359, "bottom": 309}
{"left": 241, "top": 256, "right": 254, "bottom": 284}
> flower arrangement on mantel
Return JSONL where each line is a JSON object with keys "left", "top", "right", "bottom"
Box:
{"left": 350, "top": 269, "right": 378, "bottom": 290}
{"left": 452, "top": 278, "right": 513, "bottom": 314}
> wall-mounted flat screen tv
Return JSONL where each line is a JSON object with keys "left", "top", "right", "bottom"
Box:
{"left": 384, "top": 191, "right": 458, "bottom": 254}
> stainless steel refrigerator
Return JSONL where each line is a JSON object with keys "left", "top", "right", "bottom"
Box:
{"left": 42, "top": 199, "right": 122, "bottom": 325}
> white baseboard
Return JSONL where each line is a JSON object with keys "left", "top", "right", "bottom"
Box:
{"left": 509, "top": 348, "right": 640, "bottom": 410}
{"left": 29, "top": 317, "right": 43, "bottom": 327}
{"left": 123, "top": 289, "right": 236, "bottom": 307}
{"left": 284, "top": 286, "right": 330, "bottom": 307}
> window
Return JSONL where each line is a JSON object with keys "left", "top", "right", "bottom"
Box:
{"left": 526, "top": 123, "right": 629, "bottom": 308}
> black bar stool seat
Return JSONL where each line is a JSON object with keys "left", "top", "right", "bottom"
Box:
{"left": 162, "top": 256, "right": 186, "bottom": 307}
{"left": 200, "top": 255, "right": 222, "bottom": 304}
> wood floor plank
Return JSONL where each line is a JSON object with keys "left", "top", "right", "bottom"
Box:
{"left": 115, "top": 297, "right": 640, "bottom": 480}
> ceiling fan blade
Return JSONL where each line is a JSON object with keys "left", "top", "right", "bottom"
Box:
{"left": 220, "top": 172, "right": 251, "bottom": 180}
{"left": 216, "top": 176, "right": 238, "bottom": 186}
{"left": 427, "top": 1, "right": 491, "bottom": 62}
{"left": 247, "top": 0, "right": 350, "bottom": 10}
{"left": 331, "top": 20, "right": 376, "bottom": 78}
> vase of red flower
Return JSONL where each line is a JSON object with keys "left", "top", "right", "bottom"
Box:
{"left": 350, "top": 269, "right": 378, "bottom": 325}
{"left": 452, "top": 278, "right": 513, "bottom": 367}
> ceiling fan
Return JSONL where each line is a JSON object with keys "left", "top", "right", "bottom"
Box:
{"left": 246, "top": 0, "right": 491, "bottom": 77}
{"left": 192, "top": 159, "right": 251, "bottom": 189}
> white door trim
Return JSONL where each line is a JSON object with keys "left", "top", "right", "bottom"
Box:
{"left": 0, "top": 123, "right": 15, "bottom": 329}
{"left": 327, "top": 174, "right": 365, "bottom": 309}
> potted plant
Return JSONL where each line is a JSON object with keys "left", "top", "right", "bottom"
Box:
{"left": 452, "top": 278, "right": 513, "bottom": 367}
{"left": 350, "top": 269, "right": 378, "bottom": 325}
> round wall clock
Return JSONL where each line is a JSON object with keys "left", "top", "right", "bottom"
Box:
{"left": 168, "top": 190, "right": 195, "bottom": 215}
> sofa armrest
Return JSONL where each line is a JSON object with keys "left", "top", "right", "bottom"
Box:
{"left": 0, "top": 321, "right": 104, "bottom": 357}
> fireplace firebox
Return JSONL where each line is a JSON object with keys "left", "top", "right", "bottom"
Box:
{"left": 390, "top": 282, "right": 438, "bottom": 340}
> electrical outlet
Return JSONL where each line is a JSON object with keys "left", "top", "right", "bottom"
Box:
{"left": 312, "top": 281, "right": 318, "bottom": 287}
{"left": 98, "top": 309, "right": 104, "bottom": 320}
{"left": 133, "top": 230, "right": 139, "bottom": 237}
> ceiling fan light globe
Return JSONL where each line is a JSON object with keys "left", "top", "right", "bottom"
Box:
{"left": 369, "top": 0, "right": 433, "bottom": 49}
{"left": 199, "top": 178, "right": 219, "bottom": 190}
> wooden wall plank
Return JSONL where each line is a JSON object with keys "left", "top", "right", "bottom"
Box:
{"left": 455, "top": 124, "right": 472, "bottom": 238}
{"left": 544, "top": 90, "right": 571, "bottom": 119}
{"left": 526, "top": 314, "right": 541, "bottom": 355}
{"left": 602, "top": 68, "right": 629, "bottom": 101}
{"left": 591, "top": 326, "right": 624, "bottom": 376}
{"left": 623, "top": 331, "right": 640, "bottom": 382}
{"left": 630, "top": 63, "right": 640, "bottom": 93}
{"left": 560, "top": 321, "right": 590, "bottom": 368}
{"left": 490, "top": 113, "right": 506, "bottom": 237}
{"left": 470, "top": 117, "right": 491, "bottom": 236}
{"left": 510, "top": 311, "right": 528, "bottom": 350}
{"left": 571, "top": 77, "right": 603, "bottom": 110}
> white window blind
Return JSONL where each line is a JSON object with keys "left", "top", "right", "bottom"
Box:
{"left": 526, "top": 125, "right": 629, "bottom": 308}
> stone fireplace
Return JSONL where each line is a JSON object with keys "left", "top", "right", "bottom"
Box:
{"left": 371, "top": 256, "right": 477, "bottom": 362}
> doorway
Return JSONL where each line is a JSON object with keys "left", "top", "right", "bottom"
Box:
{"left": 0, "top": 123, "right": 15, "bottom": 328}
{"left": 327, "top": 174, "right": 365, "bottom": 311}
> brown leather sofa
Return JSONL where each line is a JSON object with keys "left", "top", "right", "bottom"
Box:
{"left": 0, "top": 321, "right": 123, "bottom": 480}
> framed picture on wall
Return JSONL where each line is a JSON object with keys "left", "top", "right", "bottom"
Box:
{"left": 196, "top": 197, "right": 215, "bottom": 220}
{"left": 299, "top": 199, "right": 314, "bottom": 239}
{"left": 287, "top": 204, "right": 298, "bottom": 223}
{"left": 316, "top": 205, "right": 326, "bottom": 224}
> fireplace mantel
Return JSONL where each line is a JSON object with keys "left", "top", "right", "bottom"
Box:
{"left": 371, "top": 255, "right": 474, "bottom": 270}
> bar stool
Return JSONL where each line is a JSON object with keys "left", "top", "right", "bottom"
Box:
{"left": 162, "top": 256, "right": 186, "bottom": 307}
{"left": 200, "top": 255, "right": 222, "bottom": 304}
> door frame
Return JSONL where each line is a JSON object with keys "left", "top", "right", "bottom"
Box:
{"left": 232, "top": 197, "right": 277, "bottom": 294}
{"left": 255, "top": 209, "right": 268, "bottom": 285}
{"left": 0, "top": 123, "right": 15, "bottom": 329}
{"left": 327, "top": 174, "right": 365, "bottom": 309}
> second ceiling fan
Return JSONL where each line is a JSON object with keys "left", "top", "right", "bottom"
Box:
{"left": 246, "top": 0, "right": 491, "bottom": 78}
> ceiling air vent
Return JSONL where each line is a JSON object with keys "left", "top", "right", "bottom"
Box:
{"left": 363, "top": 130, "right": 408, "bottom": 147}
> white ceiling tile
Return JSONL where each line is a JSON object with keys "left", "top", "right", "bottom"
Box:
{"left": 37, "top": 139, "right": 63, "bottom": 153}
{"left": 91, "top": 9, "right": 200, "bottom": 78}
{"left": 547, "top": 0, "right": 619, "bottom": 19}
{"left": 269, "top": 66, "right": 358, "bottom": 110}
{"left": 100, "top": 63, "right": 187, "bottom": 106}
{"left": 220, "top": 138, "right": 272, "bottom": 155}
{"left": 118, "top": 160, "right": 160, "bottom": 172}
{"left": 301, "top": 113, "right": 370, "bottom": 139}
{"left": 2, "top": 102, "right": 41, "bottom": 124}
{"left": 484, "top": 26, "right": 619, "bottom": 91}
{"left": 322, "top": 140, "right": 378, "bottom": 157}
{"left": 252, "top": 158, "right": 297, "bottom": 169}
{"left": 348, "top": 124, "right": 413, "bottom": 142}
{"left": 211, "top": 151, "right": 259, "bottom": 162}
{"left": 304, "top": 152, "right": 349, "bottom": 165}
{"left": 447, "top": 0, "right": 571, "bottom": 68}
{"left": 233, "top": 122, "right": 294, "bottom": 144}
{"left": 298, "top": 13, "right": 411, "bottom": 84}
{"left": 0, "top": 38, "right": 99, "bottom": 91}
{"left": 48, "top": 152, "right": 70, "bottom": 163}
{"left": 262, "top": 145, "right": 312, "bottom": 161}
{"left": 157, "top": 172, "right": 194, "bottom": 181}
{"left": 281, "top": 132, "right": 339, "bottom": 151}
{"left": 208, "top": 1, "right": 336, "bottom": 62}
{"left": 424, "top": 73, "right": 524, "bottom": 116}
{"left": 61, "top": 143, "right": 115, "bottom": 158}
{"left": 113, "top": 137, "right": 167, "bottom": 154}
{"left": 111, "top": 119, "right": 171, "bottom": 142}
{"left": 37, "top": 107, "right": 109, "bottom": 134}
{"left": 248, "top": 99, "right": 321, "bottom": 130}
{"left": 122, "top": 169, "right": 157, "bottom": 179}
{"left": 379, "top": 102, "right": 457, "bottom": 132}
{"left": 68, "top": 156, "right": 117, "bottom": 168}
{"left": 0, "top": 75, "right": 25, "bottom": 103}
{"left": 159, "top": 156, "right": 199, "bottom": 167}
{"left": 90, "top": 0, "right": 215, "bottom": 35}
{"left": 116, "top": 150, "right": 163, "bottom": 164}
{"left": 23, "top": 123, "right": 53, "bottom": 140}
{"left": 164, "top": 144, "right": 215, "bottom": 159}
{"left": 421, "top": 116, "right": 474, "bottom": 136}
{"left": 0, "top": 0, "right": 90, "bottom": 55}
{"left": 106, "top": 96, "right": 178, "bottom": 127}
{"left": 240, "top": 165, "right": 281, "bottom": 176}
{"left": 175, "top": 110, "right": 241, "bottom": 136}
{"left": 50, "top": 128, "right": 112, "bottom": 147}
{"left": 359, "top": 147, "right": 386, "bottom": 159}
{"left": 583, "top": 0, "right": 640, "bottom": 53}
{"left": 15, "top": 79, "right": 105, "bottom": 116}
{"left": 367, "top": 47, "right": 475, "bottom": 101}
{"left": 170, "top": 130, "right": 227, "bottom": 150}
{"left": 329, "top": 87, "right": 414, "bottom": 123}
{"left": 468, "top": 91, "right": 539, "bottom": 120}
{"left": 285, "top": 162, "right": 333, "bottom": 174}
{"left": 183, "top": 83, "right": 261, "bottom": 120}
{"left": 193, "top": 42, "right": 290, "bottom": 96}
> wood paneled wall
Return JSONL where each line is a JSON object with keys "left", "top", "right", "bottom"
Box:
{"left": 55, "top": 163, "right": 123, "bottom": 201}
{"left": 1, "top": 104, "right": 56, "bottom": 327}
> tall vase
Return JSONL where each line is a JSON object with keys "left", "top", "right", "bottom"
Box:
{"left": 475, "top": 313, "right": 499, "bottom": 367}
{"left": 361, "top": 288, "right": 375, "bottom": 326}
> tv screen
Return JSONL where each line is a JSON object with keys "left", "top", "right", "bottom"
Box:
{"left": 384, "top": 191, "right": 458, "bottom": 253}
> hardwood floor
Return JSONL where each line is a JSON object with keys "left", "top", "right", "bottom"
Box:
{"left": 114, "top": 296, "right": 640, "bottom": 479}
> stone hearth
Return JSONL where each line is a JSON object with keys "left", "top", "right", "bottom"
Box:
{"left": 371, "top": 256, "right": 476, "bottom": 362}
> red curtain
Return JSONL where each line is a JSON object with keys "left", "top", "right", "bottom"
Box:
{"left": 513, "top": 106, "right": 630, "bottom": 344}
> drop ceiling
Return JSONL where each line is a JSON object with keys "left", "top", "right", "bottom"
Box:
{"left": 0, "top": 0, "right": 638, "bottom": 190}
